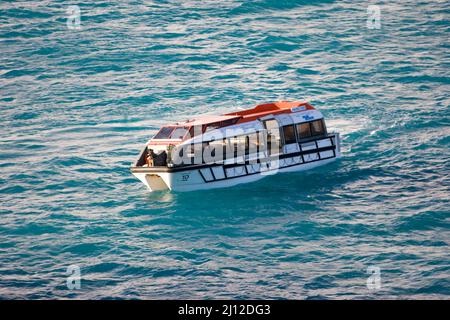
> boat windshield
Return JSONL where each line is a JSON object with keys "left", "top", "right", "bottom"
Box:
{"left": 170, "top": 127, "right": 189, "bottom": 139}
{"left": 153, "top": 126, "right": 189, "bottom": 140}
{"left": 154, "top": 127, "right": 174, "bottom": 139}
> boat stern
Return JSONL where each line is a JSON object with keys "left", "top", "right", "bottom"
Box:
{"left": 131, "top": 168, "right": 172, "bottom": 192}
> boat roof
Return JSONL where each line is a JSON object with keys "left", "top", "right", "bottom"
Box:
{"left": 170, "top": 114, "right": 241, "bottom": 127}
{"left": 228, "top": 101, "right": 314, "bottom": 123}
{"left": 168, "top": 101, "right": 314, "bottom": 127}
{"left": 148, "top": 101, "right": 320, "bottom": 145}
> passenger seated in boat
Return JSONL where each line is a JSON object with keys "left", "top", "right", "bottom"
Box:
{"left": 146, "top": 149, "right": 156, "bottom": 167}
{"left": 146, "top": 149, "right": 167, "bottom": 167}
{"left": 153, "top": 151, "right": 167, "bottom": 166}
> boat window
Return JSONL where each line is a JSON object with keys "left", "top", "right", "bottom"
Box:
{"left": 236, "top": 136, "right": 246, "bottom": 157}
{"left": 311, "top": 120, "right": 326, "bottom": 136}
{"left": 188, "top": 125, "right": 202, "bottom": 139}
{"left": 154, "top": 127, "right": 174, "bottom": 139}
{"left": 170, "top": 127, "right": 189, "bottom": 140}
{"left": 283, "top": 125, "right": 296, "bottom": 144}
{"left": 264, "top": 119, "right": 279, "bottom": 131}
{"left": 267, "top": 132, "right": 281, "bottom": 155}
{"left": 224, "top": 136, "right": 246, "bottom": 159}
{"left": 296, "top": 123, "right": 311, "bottom": 140}
{"left": 224, "top": 137, "right": 236, "bottom": 158}
{"left": 205, "top": 122, "right": 221, "bottom": 132}
{"left": 207, "top": 140, "right": 224, "bottom": 161}
{"left": 245, "top": 133, "right": 258, "bottom": 155}
{"left": 221, "top": 118, "right": 239, "bottom": 127}
{"left": 245, "top": 136, "right": 250, "bottom": 155}
{"left": 264, "top": 120, "right": 282, "bottom": 155}
{"left": 256, "top": 131, "right": 266, "bottom": 153}
{"left": 189, "top": 144, "right": 195, "bottom": 155}
{"left": 222, "top": 138, "right": 230, "bottom": 159}
{"left": 223, "top": 138, "right": 229, "bottom": 159}
{"left": 202, "top": 142, "right": 210, "bottom": 162}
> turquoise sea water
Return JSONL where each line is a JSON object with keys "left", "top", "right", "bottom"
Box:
{"left": 1, "top": 0, "right": 449, "bottom": 299}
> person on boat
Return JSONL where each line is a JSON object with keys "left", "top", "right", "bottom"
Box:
{"left": 146, "top": 149, "right": 156, "bottom": 167}
{"left": 146, "top": 149, "right": 168, "bottom": 167}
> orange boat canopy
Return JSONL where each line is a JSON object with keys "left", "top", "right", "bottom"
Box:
{"left": 226, "top": 101, "right": 314, "bottom": 123}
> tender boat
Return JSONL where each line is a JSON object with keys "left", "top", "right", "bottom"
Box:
{"left": 131, "top": 101, "right": 341, "bottom": 192}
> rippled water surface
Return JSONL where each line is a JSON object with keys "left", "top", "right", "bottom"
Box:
{"left": 1, "top": 0, "right": 449, "bottom": 299}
